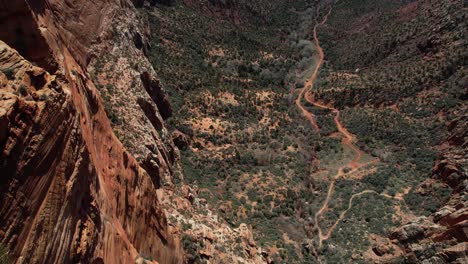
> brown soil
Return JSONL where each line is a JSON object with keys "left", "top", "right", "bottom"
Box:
{"left": 295, "top": 6, "right": 407, "bottom": 254}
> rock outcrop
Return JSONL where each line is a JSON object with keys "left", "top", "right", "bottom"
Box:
{"left": 171, "top": 130, "right": 189, "bottom": 150}
{"left": 160, "top": 185, "right": 267, "bottom": 264}
{"left": 140, "top": 72, "right": 173, "bottom": 120}
{"left": 385, "top": 108, "right": 468, "bottom": 263}
{"left": 0, "top": 1, "right": 267, "bottom": 263}
{"left": 0, "top": 0, "right": 183, "bottom": 263}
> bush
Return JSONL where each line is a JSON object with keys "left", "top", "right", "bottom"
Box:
{"left": 17, "top": 85, "right": 28, "bottom": 96}
{"left": 405, "top": 184, "right": 451, "bottom": 215}
{"left": 1, "top": 68, "right": 15, "bottom": 80}
{"left": 181, "top": 234, "right": 201, "bottom": 263}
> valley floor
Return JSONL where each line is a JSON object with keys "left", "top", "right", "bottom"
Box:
{"left": 145, "top": 0, "right": 466, "bottom": 263}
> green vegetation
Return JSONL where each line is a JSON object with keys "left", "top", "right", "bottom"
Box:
{"left": 181, "top": 234, "right": 206, "bottom": 263}
{"left": 146, "top": 0, "right": 463, "bottom": 262}
{"left": 147, "top": 0, "right": 330, "bottom": 262}
{"left": 316, "top": 0, "right": 466, "bottom": 109}
{"left": 17, "top": 85, "right": 27, "bottom": 96}
{"left": 324, "top": 193, "right": 395, "bottom": 262}
{"left": 0, "top": 243, "right": 10, "bottom": 264}
{"left": 1, "top": 68, "right": 15, "bottom": 80}
{"left": 39, "top": 93, "right": 48, "bottom": 101}
{"left": 405, "top": 184, "right": 451, "bottom": 215}
{"left": 96, "top": 83, "right": 121, "bottom": 125}
{"left": 310, "top": 0, "right": 464, "bottom": 261}
{"left": 341, "top": 108, "right": 440, "bottom": 172}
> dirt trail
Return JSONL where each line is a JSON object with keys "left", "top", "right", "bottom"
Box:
{"left": 294, "top": 5, "right": 363, "bottom": 169}
{"left": 321, "top": 188, "right": 412, "bottom": 243}
{"left": 306, "top": 94, "right": 362, "bottom": 169}
{"left": 293, "top": 4, "right": 415, "bottom": 259}
{"left": 321, "top": 190, "right": 377, "bottom": 241}
{"left": 294, "top": 8, "right": 333, "bottom": 133}
{"left": 293, "top": 5, "right": 371, "bottom": 249}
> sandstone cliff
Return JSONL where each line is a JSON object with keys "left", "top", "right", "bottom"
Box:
{"left": 0, "top": 1, "right": 266, "bottom": 263}
{"left": 0, "top": 0, "right": 183, "bottom": 263}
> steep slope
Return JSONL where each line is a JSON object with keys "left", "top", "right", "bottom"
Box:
{"left": 0, "top": 0, "right": 183, "bottom": 263}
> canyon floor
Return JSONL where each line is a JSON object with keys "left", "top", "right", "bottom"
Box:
{"left": 0, "top": 0, "right": 466, "bottom": 263}
{"left": 148, "top": 0, "right": 466, "bottom": 263}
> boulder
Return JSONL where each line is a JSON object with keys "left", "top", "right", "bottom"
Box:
{"left": 172, "top": 129, "right": 190, "bottom": 149}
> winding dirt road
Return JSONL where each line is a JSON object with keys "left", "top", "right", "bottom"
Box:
{"left": 294, "top": 5, "right": 415, "bottom": 260}
{"left": 306, "top": 96, "right": 363, "bottom": 169}
{"left": 294, "top": 8, "right": 333, "bottom": 133}
{"left": 294, "top": 6, "right": 372, "bottom": 249}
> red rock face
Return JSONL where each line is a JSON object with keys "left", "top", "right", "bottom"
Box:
{"left": 0, "top": 1, "right": 183, "bottom": 263}
{"left": 0, "top": 0, "right": 57, "bottom": 72}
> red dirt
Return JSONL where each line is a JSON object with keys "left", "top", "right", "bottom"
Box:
{"left": 295, "top": 6, "right": 376, "bottom": 249}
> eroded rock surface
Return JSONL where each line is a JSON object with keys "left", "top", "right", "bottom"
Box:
{"left": 0, "top": 0, "right": 183, "bottom": 263}
{"left": 0, "top": 1, "right": 268, "bottom": 263}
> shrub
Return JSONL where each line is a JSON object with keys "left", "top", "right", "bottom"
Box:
{"left": 17, "top": 85, "right": 28, "bottom": 96}
{"left": 181, "top": 234, "right": 201, "bottom": 263}
{"left": 39, "top": 94, "right": 48, "bottom": 101}
{"left": 1, "top": 68, "right": 15, "bottom": 80}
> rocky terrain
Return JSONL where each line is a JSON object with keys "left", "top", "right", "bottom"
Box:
{"left": 0, "top": 0, "right": 268, "bottom": 263}
{"left": 0, "top": 0, "right": 186, "bottom": 263}
{"left": 387, "top": 110, "right": 467, "bottom": 263}
{"left": 0, "top": 0, "right": 466, "bottom": 263}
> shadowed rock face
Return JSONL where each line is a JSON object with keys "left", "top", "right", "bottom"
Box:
{"left": 0, "top": 1, "right": 183, "bottom": 263}
{"left": 0, "top": 0, "right": 57, "bottom": 72}
{"left": 140, "top": 71, "right": 173, "bottom": 120}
